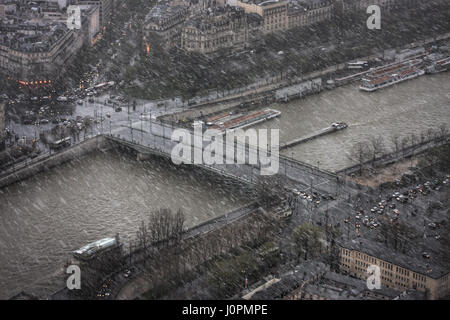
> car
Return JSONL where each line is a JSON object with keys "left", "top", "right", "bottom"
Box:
{"left": 139, "top": 113, "right": 152, "bottom": 121}
{"left": 40, "top": 119, "right": 49, "bottom": 124}
{"left": 422, "top": 252, "right": 430, "bottom": 259}
{"left": 77, "top": 100, "right": 83, "bottom": 105}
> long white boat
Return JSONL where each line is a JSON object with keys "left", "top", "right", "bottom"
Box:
{"left": 206, "top": 109, "right": 281, "bottom": 134}
{"left": 360, "top": 67, "right": 425, "bottom": 92}
{"left": 426, "top": 57, "right": 450, "bottom": 74}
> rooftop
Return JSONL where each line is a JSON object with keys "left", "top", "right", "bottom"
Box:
{"left": 248, "top": 261, "right": 405, "bottom": 300}
{"left": 145, "top": 2, "right": 188, "bottom": 24}
{"left": 0, "top": 21, "right": 69, "bottom": 52}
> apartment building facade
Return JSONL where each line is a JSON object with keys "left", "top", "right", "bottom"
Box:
{"left": 181, "top": 6, "right": 252, "bottom": 54}
{"left": 0, "top": 23, "right": 84, "bottom": 84}
{"left": 75, "top": 0, "right": 113, "bottom": 28}
{"left": 236, "top": 0, "right": 333, "bottom": 34}
{"left": 339, "top": 246, "right": 450, "bottom": 300}
{"left": 143, "top": 3, "right": 190, "bottom": 50}
{"left": 237, "top": 0, "right": 288, "bottom": 34}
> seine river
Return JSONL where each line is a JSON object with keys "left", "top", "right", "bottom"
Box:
{"left": 252, "top": 72, "right": 450, "bottom": 172}
{"left": 0, "top": 72, "right": 449, "bottom": 299}
{"left": 0, "top": 150, "right": 251, "bottom": 299}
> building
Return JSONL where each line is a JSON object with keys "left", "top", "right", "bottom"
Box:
{"left": 237, "top": 0, "right": 288, "bottom": 34}
{"left": 79, "top": 4, "right": 101, "bottom": 46}
{"left": 246, "top": 261, "right": 409, "bottom": 300}
{"left": 0, "top": 22, "right": 84, "bottom": 84}
{"left": 143, "top": 2, "right": 190, "bottom": 50}
{"left": 0, "top": 1, "right": 17, "bottom": 18}
{"left": 75, "top": 0, "right": 114, "bottom": 28}
{"left": 339, "top": 240, "right": 450, "bottom": 300}
{"left": 181, "top": 6, "right": 255, "bottom": 54}
{"left": 40, "top": 1, "right": 66, "bottom": 21}
{"left": 236, "top": 0, "right": 332, "bottom": 34}
{"left": 287, "top": 0, "right": 333, "bottom": 30}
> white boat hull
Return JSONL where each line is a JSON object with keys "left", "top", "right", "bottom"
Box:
{"left": 360, "top": 70, "right": 425, "bottom": 92}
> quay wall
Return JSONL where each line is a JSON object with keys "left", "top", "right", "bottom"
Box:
{"left": 0, "top": 136, "right": 107, "bottom": 189}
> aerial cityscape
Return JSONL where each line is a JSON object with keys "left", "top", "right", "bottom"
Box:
{"left": 0, "top": 0, "right": 449, "bottom": 304}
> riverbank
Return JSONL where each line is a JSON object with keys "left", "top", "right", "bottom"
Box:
{"left": 0, "top": 136, "right": 105, "bottom": 189}
{"left": 119, "top": 2, "right": 450, "bottom": 101}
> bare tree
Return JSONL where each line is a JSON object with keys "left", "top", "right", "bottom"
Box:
{"left": 369, "top": 135, "right": 385, "bottom": 165}
{"left": 401, "top": 136, "right": 410, "bottom": 157}
{"left": 138, "top": 208, "right": 186, "bottom": 250}
{"left": 438, "top": 124, "right": 448, "bottom": 138}
{"left": 391, "top": 134, "right": 400, "bottom": 153}
{"left": 348, "top": 141, "right": 371, "bottom": 175}
{"left": 420, "top": 131, "right": 426, "bottom": 144}
{"left": 426, "top": 128, "right": 435, "bottom": 141}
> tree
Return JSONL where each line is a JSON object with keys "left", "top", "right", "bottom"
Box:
{"left": 438, "top": 124, "right": 448, "bottom": 138}
{"left": 136, "top": 208, "right": 185, "bottom": 253}
{"left": 293, "top": 223, "right": 323, "bottom": 261}
{"left": 378, "top": 216, "right": 415, "bottom": 253}
{"left": 369, "top": 135, "right": 385, "bottom": 165}
{"left": 391, "top": 134, "right": 400, "bottom": 153}
{"left": 254, "top": 173, "right": 286, "bottom": 206}
{"left": 401, "top": 136, "right": 410, "bottom": 157}
{"left": 348, "top": 141, "right": 371, "bottom": 175}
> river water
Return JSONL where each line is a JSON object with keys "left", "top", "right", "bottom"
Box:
{"left": 0, "top": 72, "right": 449, "bottom": 299}
{"left": 0, "top": 150, "right": 252, "bottom": 299}
{"left": 252, "top": 72, "right": 450, "bottom": 172}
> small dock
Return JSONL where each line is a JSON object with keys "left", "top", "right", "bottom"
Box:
{"left": 280, "top": 123, "right": 348, "bottom": 150}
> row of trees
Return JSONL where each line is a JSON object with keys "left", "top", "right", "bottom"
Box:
{"left": 128, "top": 207, "right": 280, "bottom": 298}
{"left": 135, "top": 208, "right": 185, "bottom": 252}
{"left": 348, "top": 125, "right": 449, "bottom": 175}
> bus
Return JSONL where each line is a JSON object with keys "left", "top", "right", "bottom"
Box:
{"left": 50, "top": 137, "right": 71, "bottom": 150}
